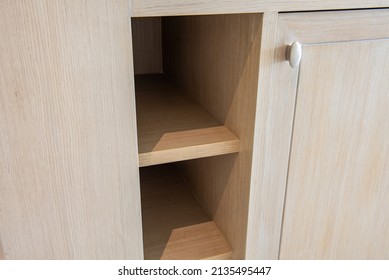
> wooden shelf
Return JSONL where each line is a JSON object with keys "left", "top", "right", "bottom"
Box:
{"left": 135, "top": 75, "right": 240, "bottom": 167}
{"left": 140, "top": 164, "right": 233, "bottom": 260}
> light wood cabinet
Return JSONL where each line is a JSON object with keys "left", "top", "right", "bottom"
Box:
{"left": 1, "top": 1, "right": 389, "bottom": 260}
{"left": 0, "top": 0, "right": 143, "bottom": 259}
{"left": 247, "top": 9, "right": 389, "bottom": 259}
{"left": 132, "top": 14, "right": 262, "bottom": 260}
{"left": 280, "top": 10, "right": 389, "bottom": 259}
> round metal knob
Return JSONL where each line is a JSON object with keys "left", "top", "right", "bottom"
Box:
{"left": 286, "top": 42, "right": 302, "bottom": 68}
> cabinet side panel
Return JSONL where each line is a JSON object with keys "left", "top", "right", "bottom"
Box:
{"left": 245, "top": 12, "right": 291, "bottom": 259}
{"left": 0, "top": 0, "right": 143, "bottom": 259}
{"left": 164, "top": 14, "right": 262, "bottom": 259}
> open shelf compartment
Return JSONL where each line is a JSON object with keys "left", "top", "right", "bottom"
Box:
{"left": 132, "top": 13, "right": 262, "bottom": 260}
{"left": 141, "top": 164, "right": 232, "bottom": 260}
{"left": 136, "top": 75, "right": 240, "bottom": 167}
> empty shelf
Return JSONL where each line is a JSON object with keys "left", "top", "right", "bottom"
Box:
{"left": 135, "top": 75, "right": 240, "bottom": 167}
{"left": 141, "top": 164, "right": 233, "bottom": 260}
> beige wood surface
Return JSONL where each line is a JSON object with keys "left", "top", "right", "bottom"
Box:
{"left": 245, "top": 12, "right": 300, "bottom": 259}
{"left": 161, "top": 14, "right": 262, "bottom": 259}
{"left": 160, "top": 222, "right": 233, "bottom": 260}
{"left": 132, "top": 18, "right": 163, "bottom": 74}
{"left": 0, "top": 241, "right": 4, "bottom": 260}
{"left": 247, "top": 9, "right": 389, "bottom": 260}
{"left": 279, "top": 9, "right": 389, "bottom": 44}
{"left": 0, "top": 0, "right": 143, "bottom": 259}
{"left": 280, "top": 39, "right": 389, "bottom": 259}
{"left": 131, "top": 0, "right": 389, "bottom": 17}
{"left": 140, "top": 164, "right": 232, "bottom": 260}
{"left": 135, "top": 75, "right": 240, "bottom": 167}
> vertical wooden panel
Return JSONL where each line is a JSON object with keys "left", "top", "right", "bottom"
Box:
{"left": 0, "top": 0, "right": 143, "bottom": 259}
{"left": 0, "top": 239, "right": 4, "bottom": 260}
{"left": 163, "top": 14, "right": 262, "bottom": 259}
{"left": 280, "top": 40, "right": 389, "bottom": 259}
{"left": 244, "top": 12, "right": 298, "bottom": 259}
{"left": 132, "top": 18, "right": 163, "bottom": 74}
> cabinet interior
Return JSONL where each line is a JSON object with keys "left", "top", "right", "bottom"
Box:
{"left": 132, "top": 13, "right": 262, "bottom": 260}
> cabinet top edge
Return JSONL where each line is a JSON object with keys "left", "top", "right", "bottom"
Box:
{"left": 131, "top": 0, "right": 389, "bottom": 17}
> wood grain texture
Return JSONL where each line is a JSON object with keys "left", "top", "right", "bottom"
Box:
{"left": 132, "top": 18, "right": 163, "bottom": 74}
{"left": 279, "top": 9, "right": 389, "bottom": 44}
{"left": 162, "top": 14, "right": 262, "bottom": 259}
{"left": 245, "top": 12, "right": 300, "bottom": 260}
{"left": 160, "top": 222, "right": 233, "bottom": 260}
{"left": 0, "top": 240, "right": 4, "bottom": 260}
{"left": 131, "top": 0, "right": 389, "bottom": 17}
{"left": 140, "top": 164, "right": 232, "bottom": 260}
{"left": 280, "top": 40, "right": 389, "bottom": 259}
{"left": 135, "top": 75, "right": 240, "bottom": 167}
{"left": 139, "top": 126, "right": 240, "bottom": 167}
{"left": 0, "top": 0, "right": 143, "bottom": 259}
{"left": 247, "top": 9, "right": 389, "bottom": 260}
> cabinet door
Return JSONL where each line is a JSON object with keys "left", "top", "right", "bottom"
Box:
{"left": 0, "top": 1, "right": 143, "bottom": 259}
{"left": 278, "top": 10, "right": 389, "bottom": 259}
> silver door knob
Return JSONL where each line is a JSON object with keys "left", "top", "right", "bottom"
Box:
{"left": 286, "top": 42, "right": 302, "bottom": 68}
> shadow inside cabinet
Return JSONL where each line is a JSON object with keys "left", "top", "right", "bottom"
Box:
{"left": 131, "top": 13, "right": 262, "bottom": 260}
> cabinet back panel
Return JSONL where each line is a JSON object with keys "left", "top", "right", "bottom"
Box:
{"left": 132, "top": 17, "right": 163, "bottom": 74}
